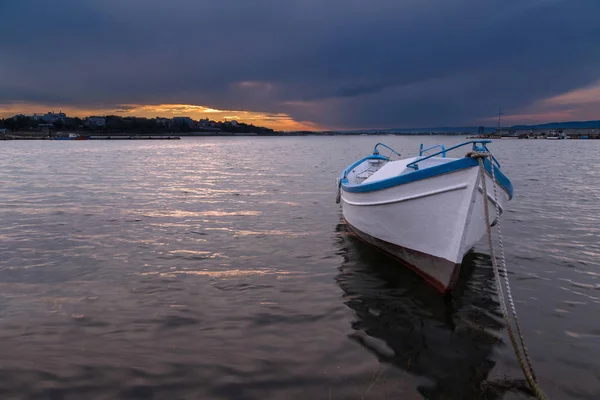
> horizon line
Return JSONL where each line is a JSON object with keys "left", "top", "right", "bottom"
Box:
{"left": 3, "top": 111, "right": 600, "bottom": 133}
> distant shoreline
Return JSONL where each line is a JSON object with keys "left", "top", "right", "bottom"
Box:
{"left": 3, "top": 130, "right": 599, "bottom": 140}
{"left": 2, "top": 131, "right": 477, "bottom": 141}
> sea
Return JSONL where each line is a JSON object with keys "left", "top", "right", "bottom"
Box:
{"left": 0, "top": 136, "right": 598, "bottom": 400}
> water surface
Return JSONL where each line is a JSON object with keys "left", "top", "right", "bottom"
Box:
{"left": 0, "top": 137, "right": 598, "bottom": 399}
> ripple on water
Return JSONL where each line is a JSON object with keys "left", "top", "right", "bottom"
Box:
{"left": 0, "top": 138, "right": 599, "bottom": 399}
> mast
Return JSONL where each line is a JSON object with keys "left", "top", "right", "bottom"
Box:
{"left": 496, "top": 108, "right": 504, "bottom": 132}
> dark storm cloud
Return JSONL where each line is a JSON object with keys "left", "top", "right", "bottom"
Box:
{"left": 1, "top": 0, "right": 599, "bottom": 128}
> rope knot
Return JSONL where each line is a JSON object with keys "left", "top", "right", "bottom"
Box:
{"left": 465, "top": 151, "right": 490, "bottom": 159}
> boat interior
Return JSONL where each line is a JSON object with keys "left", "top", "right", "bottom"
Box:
{"left": 348, "top": 143, "right": 459, "bottom": 185}
{"left": 343, "top": 140, "right": 501, "bottom": 187}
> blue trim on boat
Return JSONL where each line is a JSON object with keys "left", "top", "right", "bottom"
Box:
{"left": 419, "top": 143, "right": 446, "bottom": 158}
{"left": 341, "top": 157, "right": 513, "bottom": 199}
{"left": 340, "top": 154, "right": 389, "bottom": 180}
{"left": 484, "top": 158, "right": 513, "bottom": 199}
{"left": 373, "top": 143, "right": 401, "bottom": 157}
{"left": 407, "top": 140, "right": 493, "bottom": 170}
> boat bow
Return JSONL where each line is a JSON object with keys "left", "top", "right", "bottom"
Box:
{"left": 338, "top": 140, "right": 513, "bottom": 293}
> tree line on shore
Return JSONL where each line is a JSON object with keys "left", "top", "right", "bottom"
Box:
{"left": 0, "top": 115, "right": 277, "bottom": 135}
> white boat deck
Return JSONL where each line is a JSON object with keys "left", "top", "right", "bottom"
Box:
{"left": 362, "top": 157, "right": 458, "bottom": 184}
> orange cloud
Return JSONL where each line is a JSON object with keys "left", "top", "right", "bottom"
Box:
{"left": 0, "top": 102, "right": 320, "bottom": 131}
{"left": 478, "top": 82, "right": 600, "bottom": 125}
{"left": 480, "top": 110, "right": 576, "bottom": 124}
{"left": 543, "top": 82, "right": 600, "bottom": 106}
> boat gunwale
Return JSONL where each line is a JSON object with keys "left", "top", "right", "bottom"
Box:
{"left": 341, "top": 156, "right": 513, "bottom": 200}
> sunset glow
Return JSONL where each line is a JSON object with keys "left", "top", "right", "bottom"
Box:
{"left": 0, "top": 102, "right": 321, "bottom": 132}
{"left": 543, "top": 82, "right": 600, "bottom": 106}
{"left": 1, "top": 1, "right": 599, "bottom": 130}
{"left": 479, "top": 82, "right": 600, "bottom": 125}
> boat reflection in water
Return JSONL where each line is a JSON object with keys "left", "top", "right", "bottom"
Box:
{"left": 334, "top": 221, "right": 530, "bottom": 399}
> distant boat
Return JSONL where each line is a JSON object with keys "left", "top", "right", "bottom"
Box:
{"left": 55, "top": 133, "right": 88, "bottom": 140}
{"left": 336, "top": 140, "right": 513, "bottom": 293}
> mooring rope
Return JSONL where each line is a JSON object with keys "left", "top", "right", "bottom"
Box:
{"left": 467, "top": 151, "right": 548, "bottom": 400}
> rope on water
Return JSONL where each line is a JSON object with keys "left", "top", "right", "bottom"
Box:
{"left": 467, "top": 151, "right": 548, "bottom": 400}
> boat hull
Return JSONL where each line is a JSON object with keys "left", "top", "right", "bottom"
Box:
{"left": 340, "top": 165, "right": 509, "bottom": 293}
{"left": 345, "top": 219, "right": 462, "bottom": 293}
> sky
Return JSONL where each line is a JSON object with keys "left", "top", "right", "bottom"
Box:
{"left": 1, "top": 0, "right": 600, "bottom": 131}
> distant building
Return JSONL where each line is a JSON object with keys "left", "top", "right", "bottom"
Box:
{"left": 32, "top": 112, "right": 67, "bottom": 123}
{"left": 477, "top": 126, "right": 485, "bottom": 135}
{"left": 496, "top": 128, "right": 519, "bottom": 137}
{"left": 199, "top": 118, "right": 210, "bottom": 127}
{"left": 230, "top": 120, "right": 238, "bottom": 127}
{"left": 155, "top": 117, "right": 170, "bottom": 126}
{"left": 499, "top": 126, "right": 599, "bottom": 139}
{"left": 86, "top": 116, "right": 106, "bottom": 127}
{"left": 170, "top": 117, "right": 194, "bottom": 128}
{"left": 0, "top": 128, "right": 7, "bottom": 134}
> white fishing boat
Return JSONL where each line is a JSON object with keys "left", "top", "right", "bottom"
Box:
{"left": 336, "top": 140, "right": 513, "bottom": 293}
